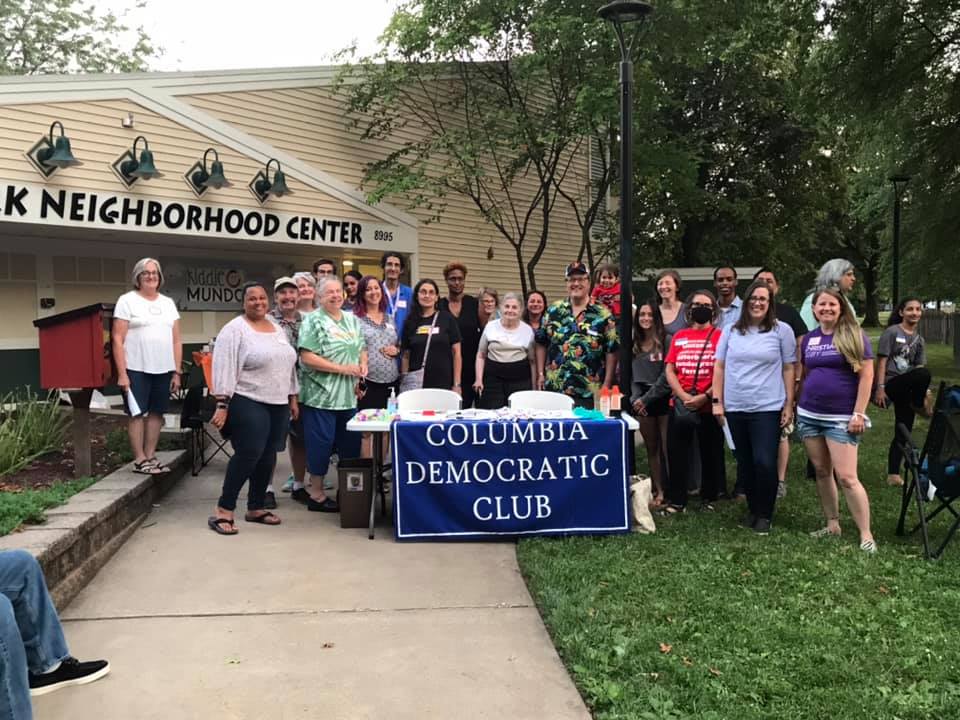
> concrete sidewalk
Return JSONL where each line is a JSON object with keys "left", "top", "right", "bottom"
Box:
{"left": 34, "top": 455, "right": 591, "bottom": 720}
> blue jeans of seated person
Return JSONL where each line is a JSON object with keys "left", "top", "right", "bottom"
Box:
{"left": 217, "top": 394, "right": 290, "bottom": 512}
{"left": 0, "top": 550, "right": 71, "bottom": 720}
{"left": 726, "top": 411, "right": 781, "bottom": 521}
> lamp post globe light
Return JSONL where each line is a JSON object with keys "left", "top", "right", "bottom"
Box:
{"left": 598, "top": 1, "right": 654, "bottom": 411}
{"left": 889, "top": 173, "right": 911, "bottom": 308}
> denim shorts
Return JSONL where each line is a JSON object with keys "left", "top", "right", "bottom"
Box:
{"left": 795, "top": 415, "right": 860, "bottom": 446}
{"left": 124, "top": 370, "right": 173, "bottom": 416}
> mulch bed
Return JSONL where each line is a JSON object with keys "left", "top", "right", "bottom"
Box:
{"left": 0, "top": 413, "right": 130, "bottom": 491}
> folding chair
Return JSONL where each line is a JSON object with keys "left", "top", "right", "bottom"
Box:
{"left": 895, "top": 382, "right": 960, "bottom": 559}
{"left": 180, "top": 385, "right": 231, "bottom": 476}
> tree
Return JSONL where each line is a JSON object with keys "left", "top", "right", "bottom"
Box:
{"left": 0, "top": 0, "right": 155, "bottom": 75}
{"left": 336, "top": 0, "right": 624, "bottom": 295}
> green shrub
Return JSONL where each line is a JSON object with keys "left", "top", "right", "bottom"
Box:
{"left": 0, "top": 477, "right": 97, "bottom": 536}
{"left": 0, "top": 389, "right": 69, "bottom": 478}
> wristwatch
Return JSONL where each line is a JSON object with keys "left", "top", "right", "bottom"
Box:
{"left": 712, "top": 398, "right": 721, "bottom": 405}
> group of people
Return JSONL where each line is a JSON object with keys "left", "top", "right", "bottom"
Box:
{"left": 111, "top": 253, "right": 932, "bottom": 550}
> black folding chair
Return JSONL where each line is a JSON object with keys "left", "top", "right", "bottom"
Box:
{"left": 180, "top": 385, "right": 231, "bottom": 476}
{"left": 895, "top": 382, "right": 960, "bottom": 559}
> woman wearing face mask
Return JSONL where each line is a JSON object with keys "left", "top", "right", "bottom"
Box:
{"left": 401, "top": 279, "right": 463, "bottom": 394}
{"left": 875, "top": 296, "right": 932, "bottom": 486}
{"left": 796, "top": 288, "right": 876, "bottom": 552}
{"left": 342, "top": 270, "right": 362, "bottom": 312}
{"left": 208, "top": 282, "right": 299, "bottom": 534}
{"left": 662, "top": 291, "right": 723, "bottom": 513}
{"left": 474, "top": 292, "right": 536, "bottom": 409}
{"left": 656, "top": 269, "right": 687, "bottom": 336}
{"left": 523, "top": 291, "right": 548, "bottom": 332}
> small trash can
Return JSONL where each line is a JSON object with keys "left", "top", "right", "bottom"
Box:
{"left": 338, "top": 457, "right": 373, "bottom": 529}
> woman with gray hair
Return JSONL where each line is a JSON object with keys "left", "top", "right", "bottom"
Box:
{"left": 800, "top": 259, "right": 858, "bottom": 330}
{"left": 111, "top": 257, "right": 182, "bottom": 475}
{"left": 293, "top": 271, "right": 319, "bottom": 313}
{"left": 473, "top": 292, "right": 536, "bottom": 409}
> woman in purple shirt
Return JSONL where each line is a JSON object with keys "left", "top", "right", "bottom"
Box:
{"left": 796, "top": 288, "right": 876, "bottom": 553}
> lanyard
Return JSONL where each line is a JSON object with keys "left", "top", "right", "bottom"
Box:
{"left": 385, "top": 283, "right": 400, "bottom": 318}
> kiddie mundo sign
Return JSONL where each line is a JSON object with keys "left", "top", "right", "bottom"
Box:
{"left": 391, "top": 417, "right": 631, "bottom": 540}
{"left": 161, "top": 257, "right": 296, "bottom": 311}
{"left": 0, "top": 181, "right": 410, "bottom": 252}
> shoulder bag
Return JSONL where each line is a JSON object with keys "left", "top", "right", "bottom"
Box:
{"left": 399, "top": 313, "right": 439, "bottom": 393}
{"left": 672, "top": 328, "right": 715, "bottom": 429}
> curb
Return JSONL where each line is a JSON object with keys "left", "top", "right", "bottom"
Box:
{"left": 0, "top": 448, "right": 190, "bottom": 609}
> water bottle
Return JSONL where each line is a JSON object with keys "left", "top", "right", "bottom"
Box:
{"left": 387, "top": 387, "right": 398, "bottom": 413}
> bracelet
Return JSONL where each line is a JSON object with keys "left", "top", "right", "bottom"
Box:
{"left": 852, "top": 411, "right": 867, "bottom": 420}
{"left": 878, "top": 384, "right": 885, "bottom": 388}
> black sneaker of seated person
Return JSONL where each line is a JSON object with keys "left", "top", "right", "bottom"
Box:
{"left": 29, "top": 657, "right": 110, "bottom": 696}
{"left": 290, "top": 487, "right": 310, "bottom": 505}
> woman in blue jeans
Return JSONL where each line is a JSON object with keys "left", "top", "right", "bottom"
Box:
{"left": 209, "top": 282, "right": 300, "bottom": 534}
{"left": 712, "top": 280, "right": 796, "bottom": 534}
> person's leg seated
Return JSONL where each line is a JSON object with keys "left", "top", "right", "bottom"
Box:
{"left": 0, "top": 550, "right": 109, "bottom": 698}
{"left": 0, "top": 593, "right": 32, "bottom": 718}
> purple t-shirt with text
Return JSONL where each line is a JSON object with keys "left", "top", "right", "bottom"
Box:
{"left": 798, "top": 329, "right": 873, "bottom": 417}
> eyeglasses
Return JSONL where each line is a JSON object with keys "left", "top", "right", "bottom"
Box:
{"left": 566, "top": 277, "right": 587, "bottom": 284}
{"left": 140, "top": 271, "right": 160, "bottom": 277}
{"left": 748, "top": 296, "right": 770, "bottom": 304}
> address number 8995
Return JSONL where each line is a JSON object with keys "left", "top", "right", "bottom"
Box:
{"left": 374, "top": 230, "right": 394, "bottom": 242}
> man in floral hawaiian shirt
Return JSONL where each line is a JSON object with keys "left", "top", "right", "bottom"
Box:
{"left": 535, "top": 262, "right": 619, "bottom": 408}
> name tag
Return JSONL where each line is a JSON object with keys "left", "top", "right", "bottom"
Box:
{"left": 808, "top": 336, "right": 821, "bottom": 346}
{"left": 587, "top": 328, "right": 599, "bottom": 336}
{"left": 674, "top": 338, "right": 688, "bottom": 347}
{"left": 896, "top": 337, "right": 906, "bottom": 343}
{"left": 417, "top": 325, "right": 440, "bottom": 335}
{"left": 650, "top": 352, "right": 663, "bottom": 362}
{"left": 397, "top": 300, "right": 408, "bottom": 309}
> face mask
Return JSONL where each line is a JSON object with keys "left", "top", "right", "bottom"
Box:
{"left": 690, "top": 306, "right": 713, "bottom": 325}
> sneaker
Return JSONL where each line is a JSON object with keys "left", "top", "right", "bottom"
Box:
{"left": 264, "top": 491, "right": 277, "bottom": 510}
{"left": 860, "top": 539, "right": 878, "bottom": 554}
{"left": 777, "top": 481, "right": 787, "bottom": 499}
{"left": 290, "top": 488, "right": 310, "bottom": 505}
{"left": 739, "top": 513, "right": 757, "bottom": 529}
{"left": 753, "top": 518, "right": 772, "bottom": 535}
{"left": 281, "top": 475, "right": 294, "bottom": 493}
{"left": 29, "top": 657, "right": 110, "bottom": 696}
{"left": 307, "top": 497, "right": 339, "bottom": 513}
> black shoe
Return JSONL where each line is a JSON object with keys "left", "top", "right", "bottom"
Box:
{"left": 290, "top": 488, "right": 310, "bottom": 505}
{"left": 264, "top": 491, "right": 277, "bottom": 510}
{"left": 307, "top": 497, "right": 339, "bottom": 513}
{"left": 29, "top": 657, "right": 110, "bottom": 696}
{"left": 739, "top": 513, "right": 757, "bottom": 529}
{"left": 753, "top": 518, "right": 772, "bottom": 535}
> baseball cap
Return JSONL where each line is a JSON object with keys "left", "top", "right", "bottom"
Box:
{"left": 274, "top": 276, "right": 297, "bottom": 291}
{"left": 565, "top": 261, "right": 589, "bottom": 278}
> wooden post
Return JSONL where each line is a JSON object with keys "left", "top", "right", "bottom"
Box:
{"left": 67, "top": 389, "right": 94, "bottom": 478}
{"left": 953, "top": 315, "right": 960, "bottom": 369}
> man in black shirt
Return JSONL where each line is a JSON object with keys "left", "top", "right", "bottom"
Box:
{"left": 439, "top": 262, "right": 481, "bottom": 408}
{"left": 754, "top": 267, "right": 807, "bottom": 497}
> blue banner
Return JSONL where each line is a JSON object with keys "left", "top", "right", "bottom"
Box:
{"left": 392, "top": 417, "right": 630, "bottom": 540}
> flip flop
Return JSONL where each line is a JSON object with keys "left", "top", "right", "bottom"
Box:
{"left": 147, "top": 457, "right": 171, "bottom": 473}
{"left": 133, "top": 459, "right": 164, "bottom": 475}
{"left": 244, "top": 511, "right": 281, "bottom": 525}
{"left": 208, "top": 516, "right": 238, "bottom": 535}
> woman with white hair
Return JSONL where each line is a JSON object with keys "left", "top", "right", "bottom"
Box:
{"left": 111, "top": 257, "right": 182, "bottom": 475}
{"left": 473, "top": 292, "right": 536, "bottom": 409}
{"left": 799, "top": 258, "right": 858, "bottom": 330}
{"left": 293, "top": 271, "right": 319, "bottom": 313}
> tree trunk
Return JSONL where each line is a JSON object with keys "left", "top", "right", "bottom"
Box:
{"left": 861, "top": 262, "right": 880, "bottom": 327}
{"left": 514, "top": 244, "right": 529, "bottom": 296}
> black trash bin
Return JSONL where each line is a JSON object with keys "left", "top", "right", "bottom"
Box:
{"left": 338, "top": 457, "right": 373, "bottom": 529}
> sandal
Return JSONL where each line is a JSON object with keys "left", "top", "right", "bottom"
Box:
{"left": 208, "top": 516, "right": 238, "bottom": 535}
{"left": 244, "top": 511, "right": 281, "bottom": 525}
{"left": 147, "top": 457, "right": 171, "bottom": 473}
{"left": 658, "top": 505, "right": 685, "bottom": 516}
{"left": 133, "top": 459, "right": 164, "bottom": 475}
{"left": 810, "top": 526, "right": 841, "bottom": 538}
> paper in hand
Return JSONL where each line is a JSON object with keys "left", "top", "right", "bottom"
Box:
{"left": 721, "top": 420, "right": 736, "bottom": 451}
{"left": 126, "top": 389, "right": 142, "bottom": 417}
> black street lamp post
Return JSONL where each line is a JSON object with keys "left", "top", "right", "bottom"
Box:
{"left": 889, "top": 174, "right": 911, "bottom": 308}
{"left": 598, "top": 1, "right": 653, "bottom": 411}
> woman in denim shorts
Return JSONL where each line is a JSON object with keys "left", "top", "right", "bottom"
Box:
{"left": 796, "top": 288, "right": 877, "bottom": 553}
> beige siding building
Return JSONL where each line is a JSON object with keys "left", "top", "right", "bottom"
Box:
{"left": 0, "top": 67, "right": 590, "bottom": 391}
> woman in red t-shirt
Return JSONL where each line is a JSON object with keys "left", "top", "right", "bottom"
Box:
{"left": 663, "top": 290, "right": 723, "bottom": 512}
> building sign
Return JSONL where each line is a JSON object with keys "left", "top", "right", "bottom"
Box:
{"left": 392, "top": 418, "right": 630, "bottom": 540}
{"left": 0, "top": 181, "right": 412, "bottom": 252}
{"left": 161, "top": 257, "right": 297, "bottom": 311}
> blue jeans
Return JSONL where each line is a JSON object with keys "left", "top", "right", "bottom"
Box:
{"left": 217, "top": 394, "right": 290, "bottom": 512}
{"left": 0, "top": 550, "right": 71, "bottom": 720}
{"left": 302, "top": 406, "right": 361, "bottom": 477}
{"left": 727, "top": 411, "right": 781, "bottom": 520}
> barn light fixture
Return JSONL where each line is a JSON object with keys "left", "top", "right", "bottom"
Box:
{"left": 187, "top": 148, "right": 232, "bottom": 196}
{"left": 250, "top": 158, "right": 293, "bottom": 203}
{"left": 112, "top": 135, "right": 163, "bottom": 187}
{"left": 26, "top": 121, "right": 83, "bottom": 178}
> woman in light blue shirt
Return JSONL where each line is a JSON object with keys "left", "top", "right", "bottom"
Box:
{"left": 711, "top": 280, "right": 796, "bottom": 534}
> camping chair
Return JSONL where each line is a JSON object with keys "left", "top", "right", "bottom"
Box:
{"left": 895, "top": 382, "right": 960, "bottom": 559}
{"left": 180, "top": 384, "right": 232, "bottom": 476}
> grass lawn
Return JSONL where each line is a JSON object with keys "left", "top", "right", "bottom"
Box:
{"left": 0, "top": 477, "right": 98, "bottom": 536}
{"left": 518, "top": 343, "right": 960, "bottom": 720}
